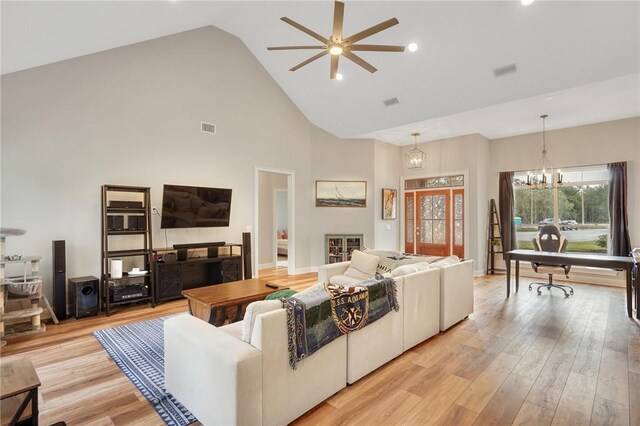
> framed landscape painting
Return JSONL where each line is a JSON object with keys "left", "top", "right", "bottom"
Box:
{"left": 382, "top": 188, "right": 397, "bottom": 219}
{"left": 316, "top": 181, "right": 367, "bottom": 207}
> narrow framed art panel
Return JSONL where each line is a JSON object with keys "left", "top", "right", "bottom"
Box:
{"left": 382, "top": 188, "right": 397, "bottom": 219}
{"left": 315, "top": 181, "right": 367, "bottom": 207}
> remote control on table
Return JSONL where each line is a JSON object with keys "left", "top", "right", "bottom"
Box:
{"left": 265, "top": 283, "right": 279, "bottom": 289}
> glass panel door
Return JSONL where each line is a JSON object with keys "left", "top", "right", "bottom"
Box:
{"left": 453, "top": 189, "right": 464, "bottom": 258}
{"left": 415, "top": 190, "right": 450, "bottom": 256}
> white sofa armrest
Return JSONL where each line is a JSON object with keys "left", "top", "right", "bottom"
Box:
{"left": 401, "top": 268, "right": 440, "bottom": 351}
{"left": 317, "top": 261, "right": 350, "bottom": 283}
{"left": 164, "top": 315, "right": 262, "bottom": 426}
{"left": 440, "top": 259, "right": 474, "bottom": 331}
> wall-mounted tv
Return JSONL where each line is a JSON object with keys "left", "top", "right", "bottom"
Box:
{"left": 161, "top": 184, "right": 232, "bottom": 229}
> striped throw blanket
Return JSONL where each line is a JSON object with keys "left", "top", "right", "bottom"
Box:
{"left": 283, "top": 277, "right": 398, "bottom": 369}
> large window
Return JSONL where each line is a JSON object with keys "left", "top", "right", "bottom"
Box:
{"left": 513, "top": 165, "right": 609, "bottom": 253}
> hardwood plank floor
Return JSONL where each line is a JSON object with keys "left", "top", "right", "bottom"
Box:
{"left": 1, "top": 269, "right": 638, "bottom": 425}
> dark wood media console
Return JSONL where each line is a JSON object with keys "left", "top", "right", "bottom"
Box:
{"left": 153, "top": 244, "right": 243, "bottom": 303}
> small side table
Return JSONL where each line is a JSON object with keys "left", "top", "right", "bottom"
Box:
{"left": 1, "top": 358, "right": 41, "bottom": 426}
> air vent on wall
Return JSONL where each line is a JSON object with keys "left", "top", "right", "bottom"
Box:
{"left": 383, "top": 97, "right": 400, "bottom": 107}
{"left": 493, "top": 63, "right": 517, "bottom": 77}
{"left": 201, "top": 122, "right": 216, "bottom": 134}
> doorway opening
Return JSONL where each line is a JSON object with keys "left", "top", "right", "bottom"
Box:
{"left": 254, "top": 168, "right": 295, "bottom": 277}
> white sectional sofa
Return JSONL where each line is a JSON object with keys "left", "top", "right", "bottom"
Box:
{"left": 165, "top": 308, "right": 347, "bottom": 426}
{"left": 164, "top": 250, "right": 473, "bottom": 425}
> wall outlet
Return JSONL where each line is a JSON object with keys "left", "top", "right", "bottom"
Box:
{"left": 386, "top": 224, "right": 391, "bottom": 230}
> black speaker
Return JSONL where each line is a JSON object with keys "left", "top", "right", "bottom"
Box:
{"left": 52, "top": 240, "right": 67, "bottom": 319}
{"left": 107, "top": 215, "right": 124, "bottom": 231}
{"left": 242, "top": 232, "right": 252, "bottom": 279}
{"left": 69, "top": 276, "right": 99, "bottom": 319}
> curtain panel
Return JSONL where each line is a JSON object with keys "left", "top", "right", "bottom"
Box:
{"left": 499, "top": 171, "right": 517, "bottom": 259}
{"left": 607, "top": 162, "right": 631, "bottom": 256}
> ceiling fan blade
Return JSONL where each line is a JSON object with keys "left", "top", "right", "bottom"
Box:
{"left": 332, "top": 1, "right": 345, "bottom": 42}
{"left": 350, "top": 44, "right": 405, "bottom": 52}
{"left": 343, "top": 51, "right": 377, "bottom": 73}
{"left": 281, "top": 17, "right": 328, "bottom": 44}
{"left": 330, "top": 54, "right": 339, "bottom": 79}
{"left": 289, "top": 51, "right": 329, "bottom": 72}
{"left": 344, "top": 18, "right": 400, "bottom": 45}
{"left": 267, "top": 46, "right": 327, "bottom": 51}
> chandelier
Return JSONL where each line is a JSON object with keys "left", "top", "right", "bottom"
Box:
{"left": 405, "top": 132, "right": 426, "bottom": 169}
{"left": 525, "top": 114, "right": 563, "bottom": 189}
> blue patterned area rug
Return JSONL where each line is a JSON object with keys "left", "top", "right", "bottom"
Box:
{"left": 93, "top": 315, "right": 196, "bottom": 426}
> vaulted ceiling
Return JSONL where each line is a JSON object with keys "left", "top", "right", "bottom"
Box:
{"left": 2, "top": 1, "right": 639, "bottom": 144}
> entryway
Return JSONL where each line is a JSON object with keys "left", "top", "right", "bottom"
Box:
{"left": 403, "top": 175, "right": 465, "bottom": 258}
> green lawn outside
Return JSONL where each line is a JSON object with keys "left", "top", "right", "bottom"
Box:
{"left": 517, "top": 240, "right": 606, "bottom": 253}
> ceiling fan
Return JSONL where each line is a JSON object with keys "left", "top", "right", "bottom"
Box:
{"left": 267, "top": 0, "right": 405, "bottom": 79}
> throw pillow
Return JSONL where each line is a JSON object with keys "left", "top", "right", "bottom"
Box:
{"left": 265, "top": 289, "right": 297, "bottom": 300}
{"left": 391, "top": 261, "right": 431, "bottom": 277}
{"left": 429, "top": 255, "right": 461, "bottom": 269}
{"left": 343, "top": 250, "right": 378, "bottom": 280}
{"left": 362, "top": 248, "right": 402, "bottom": 274}
{"left": 241, "top": 300, "right": 282, "bottom": 343}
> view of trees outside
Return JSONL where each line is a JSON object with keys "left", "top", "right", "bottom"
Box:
{"left": 513, "top": 178, "right": 609, "bottom": 253}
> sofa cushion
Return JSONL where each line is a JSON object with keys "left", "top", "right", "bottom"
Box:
{"left": 241, "top": 300, "right": 282, "bottom": 343}
{"left": 391, "top": 261, "right": 431, "bottom": 277}
{"left": 362, "top": 248, "right": 402, "bottom": 275}
{"left": 219, "top": 321, "right": 244, "bottom": 340}
{"left": 429, "top": 255, "right": 460, "bottom": 268}
{"left": 392, "top": 255, "right": 428, "bottom": 269}
{"left": 343, "top": 250, "right": 378, "bottom": 280}
{"left": 329, "top": 274, "right": 362, "bottom": 286}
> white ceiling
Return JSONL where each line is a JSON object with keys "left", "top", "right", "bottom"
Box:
{"left": 2, "top": 1, "right": 639, "bottom": 144}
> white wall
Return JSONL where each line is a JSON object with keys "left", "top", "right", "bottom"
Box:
{"left": 0, "top": 25, "right": 389, "bottom": 300}
{"left": 373, "top": 140, "right": 402, "bottom": 251}
{"left": 309, "top": 125, "right": 376, "bottom": 266}
{"left": 489, "top": 117, "right": 640, "bottom": 247}
{"left": 401, "top": 133, "right": 491, "bottom": 274}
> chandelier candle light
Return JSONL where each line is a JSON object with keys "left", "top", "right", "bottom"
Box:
{"left": 526, "top": 114, "right": 563, "bottom": 189}
{"left": 405, "top": 132, "right": 426, "bottom": 169}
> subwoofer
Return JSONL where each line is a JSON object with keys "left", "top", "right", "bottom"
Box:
{"left": 69, "top": 276, "right": 99, "bottom": 319}
{"left": 52, "top": 240, "right": 67, "bottom": 319}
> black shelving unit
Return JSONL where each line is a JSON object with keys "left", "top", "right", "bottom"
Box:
{"left": 101, "top": 185, "right": 155, "bottom": 316}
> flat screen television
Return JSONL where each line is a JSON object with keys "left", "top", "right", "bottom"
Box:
{"left": 160, "top": 184, "right": 232, "bottom": 229}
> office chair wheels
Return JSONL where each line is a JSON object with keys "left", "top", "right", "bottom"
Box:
{"left": 528, "top": 284, "right": 533, "bottom": 291}
{"left": 570, "top": 289, "right": 574, "bottom": 295}
{"left": 537, "top": 290, "right": 542, "bottom": 295}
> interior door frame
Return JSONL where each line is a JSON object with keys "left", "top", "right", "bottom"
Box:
{"left": 254, "top": 167, "right": 296, "bottom": 277}
{"left": 400, "top": 170, "right": 470, "bottom": 258}
{"left": 273, "top": 188, "right": 288, "bottom": 267}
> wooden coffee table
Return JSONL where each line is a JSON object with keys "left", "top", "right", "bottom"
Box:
{"left": 182, "top": 279, "right": 289, "bottom": 327}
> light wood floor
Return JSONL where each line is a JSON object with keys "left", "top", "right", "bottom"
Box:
{"left": 1, "top": 269, "right": 638, "bottom": 425}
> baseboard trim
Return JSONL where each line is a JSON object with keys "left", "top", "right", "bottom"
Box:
{"left": 294, "top": 266, "right": 318, "bottom": 275}
{"left": 258, "top": 262, "right": 275, "bottom": 269}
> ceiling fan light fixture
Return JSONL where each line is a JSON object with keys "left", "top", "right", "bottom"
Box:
{"left": 336, "top": 73, "right": 344, "bottom": 81}
{"left": 329, "top": 45, "right": 343, "bottom": 55}
{"left": 407, "top": 43, "right": 418, "bottom": 52}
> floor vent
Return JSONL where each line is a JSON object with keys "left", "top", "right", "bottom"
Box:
{"left": 493, "top": 63, "right": 517, "bottom": 77}
{"left": 201, "top": 122, "right": 216, "bottom": 134}
{"left": 383, "top": 97, "right": 400, "bottom": 107}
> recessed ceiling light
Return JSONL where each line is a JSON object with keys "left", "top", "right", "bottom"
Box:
{"left": 521, "top": 0, "right": 535, "bottom": 6}
{"left": 336, "top": 73, "right": 344, "bottom": 81}
{"left": 407, "top": 43, "right": 418, "bottom": 52}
